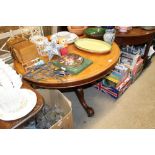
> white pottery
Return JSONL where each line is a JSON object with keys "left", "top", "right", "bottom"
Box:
{"left": 0, "top": 59, "right": 22, "bottom": 89}
{"left": 0, "top": 88, "right": 37, "bottom": 121}
{"left": 103, "top": 29, "right": 116, "bottom": 44}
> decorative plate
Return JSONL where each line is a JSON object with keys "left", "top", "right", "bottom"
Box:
{"left": 51, "top": 31, "right": 79, "bottom": 44}
{"left": 0, "top": 88, "right": 37, "bottom": 121}
{"left": 74, "top": 38, "right": 111, "bottom": 54}
{"left": 57, "top": 53, "right": 83, "bottom": 67}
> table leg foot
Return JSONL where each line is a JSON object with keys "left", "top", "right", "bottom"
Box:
{"left": 75, "top": 88, "right": 94, "bottom": 117}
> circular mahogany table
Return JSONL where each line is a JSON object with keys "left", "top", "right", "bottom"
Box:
{"left": 14, "top": 42, "right": 120, "bottom": 117}
{"left": 115, "top": 27, "right": 155, "bottom": 68}
{"left": 0, "top": 82, "right": 44, "bottom": 129}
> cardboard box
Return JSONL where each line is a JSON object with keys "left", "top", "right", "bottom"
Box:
{"left": 95, "top": 75, "right": 132, "bottom": 99}
{"left": 37, "top": 89, "right": 73, "bottom": 129}
{"left": 131, "top": 58, "right": 143, "bottom": 81}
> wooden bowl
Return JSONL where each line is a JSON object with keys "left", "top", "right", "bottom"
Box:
{"left": 67, "top": 26, "right": 88, "bottom": 36}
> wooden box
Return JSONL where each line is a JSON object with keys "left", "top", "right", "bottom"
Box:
{"left": 12, "top": 40, "right": 39, "bottom": 64}
{"left": 6, "top": 36, "right": 27, "bottom": 49}
{"left": 6, "top": 37, "right": 27, "bottom": 60}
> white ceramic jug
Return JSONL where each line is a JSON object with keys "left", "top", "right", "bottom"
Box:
{"left": 103, "top": 29, "right": 116, "bottom": 45}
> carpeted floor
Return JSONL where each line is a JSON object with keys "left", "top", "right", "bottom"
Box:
{"left": 64, "top": 57, "right": 155, "bottom": 128}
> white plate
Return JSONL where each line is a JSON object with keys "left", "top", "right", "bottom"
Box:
{"left": 51, "top": 31, "right": 79, "bottom": 44}
{"left": 0, "top": 88, "right": 37, "bottom": 121}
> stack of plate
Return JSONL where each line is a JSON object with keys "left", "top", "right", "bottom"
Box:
{"left": 51, "top": 31, "right": 79, "bottom": 44}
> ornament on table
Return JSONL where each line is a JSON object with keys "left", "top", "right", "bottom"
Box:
{"left": 30, "top": 35, "right": 49, "bottom": 56}
{"left": 60, "top": 48, "right": 68, "bottom": 56}
{"left": 46, "top": 37, "right": 63, "bottom": 60}
{"left": 58, "top": 37, "right": 68, "bottom": 56}
{"left": 58, "top": 37, "right": 68, "bottom": 47}
{"left": 30, "top": 35, "right": 62, "bottom": 59}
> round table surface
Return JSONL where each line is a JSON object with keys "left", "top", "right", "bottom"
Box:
{"left": 14, "top": 42, "right": 120, "bottom": 89}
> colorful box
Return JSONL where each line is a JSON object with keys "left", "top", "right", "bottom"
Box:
{"left": 120, "top": 52, "right": 141, "bottom": 69}
{"left": 131, "top": 58, "right": 143, "bottom": 79}
{"left": 104, "top": 64, "right": 130, "bottom": 88}
{"left": 95, "top": 75, "right": 132, "bottom": 99}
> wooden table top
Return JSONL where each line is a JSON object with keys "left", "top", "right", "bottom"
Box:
{"left": 0, "top": 82, "right": 44, "bottom": 129}
{"left": 14, "top": 42, "right": 120, "bottom": 89}
{"left": 116, "top": 27, "right": 155, "bottom": 38}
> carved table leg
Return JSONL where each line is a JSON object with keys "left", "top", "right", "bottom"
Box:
{"left": 75, "top": 88, "right": 94, "bottom": 117}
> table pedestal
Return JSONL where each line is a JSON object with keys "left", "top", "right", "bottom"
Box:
{"left": 75, "top": 88, "right": 94, "bottom": 117}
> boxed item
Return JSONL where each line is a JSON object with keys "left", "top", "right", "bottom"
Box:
{"left": 11, "top": 40, "right": 41, "bottom": 73}
{"left": 36, "top": 89, "right": 73, "bottom": 129}
{"left": 6, "top": 36, "right": 27, "bottom": 60}
{"left": 6, "top": 36, "right": 27, "bottom": 50}
{"left": 132, "top": 58, "right": 143, "bottom": 77}
{"left": 104, "top": 63, "right": 130, "bottom": 88}
{"left": 121, "top": 45, "right": 146, "bottom": 56}
{"left": 95, "top": 74, "right": 132, "bottom": 99}
{"left": 131, "top": 58, "right": 144, "bottom": 82}
{"left": 12, "top": 40, "right": 39, "bottom": 64}
{"left": 120, "top": 52, "right": 141, "bottom": 70}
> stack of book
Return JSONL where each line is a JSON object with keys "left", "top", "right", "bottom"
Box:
{"left": 104, "top": 64, "right": 130, "bottom": 88}
{"left": 95, "top": 64, "right": 131, "bottom": 99}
